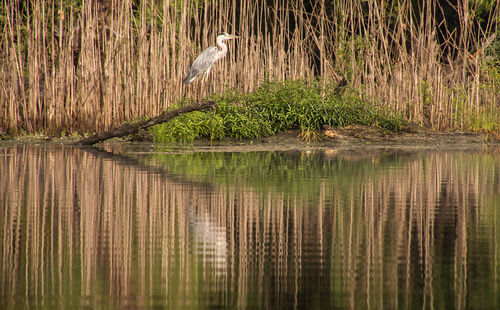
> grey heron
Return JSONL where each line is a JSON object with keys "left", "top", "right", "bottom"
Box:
{"left": 183, "top": 32, "right": 239, "bottom": 84}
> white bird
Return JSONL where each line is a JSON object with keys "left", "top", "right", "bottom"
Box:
{"left": 183, "top": 32, "right": 239, "bottom": 84}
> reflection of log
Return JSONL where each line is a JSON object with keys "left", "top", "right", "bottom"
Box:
{"left": 75, "top": 100, "right": 216, "bottom": 145}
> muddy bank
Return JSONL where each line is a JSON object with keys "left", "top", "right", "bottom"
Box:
{"left": 86, "top": 124, "right": 499, "bottom": 156}
{"left": 2, "top": 124, "right": 499, "bottom": 153}
{"left": 322, "top": 124, "right": 499, "bottom": 145}
{"left": 228, "top": 124, "right": 499, "bottom": 148}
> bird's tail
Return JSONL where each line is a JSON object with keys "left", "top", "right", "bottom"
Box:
{"left": 182, "top": 73, "right": 194, "bottom": 85}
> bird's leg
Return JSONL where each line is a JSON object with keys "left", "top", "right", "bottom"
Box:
{"left": 202, "top": 67, "right": 211, "bottom": 82}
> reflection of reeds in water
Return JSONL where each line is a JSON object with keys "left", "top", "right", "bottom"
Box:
{"left": 0, "top": 146, "right": 499, "bottom": 309}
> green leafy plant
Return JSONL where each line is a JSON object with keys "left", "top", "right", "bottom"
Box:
{"left": 151, "top": 79, "right": 405, "bottom": 143}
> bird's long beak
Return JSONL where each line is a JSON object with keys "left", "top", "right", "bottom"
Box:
{"left": 229, "top": 34, "right": 239, "bottom": 39}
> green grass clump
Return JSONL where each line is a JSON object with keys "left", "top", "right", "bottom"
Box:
{"left": 150, "top": 79, "right": 404, "bottom": 143}
{"left": 467, "top": 111, "right": 499, "bottom": 134}
{"left": 150, "top": 111, "right": 225, "bottom": 143}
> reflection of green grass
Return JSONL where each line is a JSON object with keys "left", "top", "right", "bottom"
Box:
{"left": 145, "top": 151, "right": 404, "bottom": 198}
{"left": 150, "top": 80, "right": 404, "bottom": 142}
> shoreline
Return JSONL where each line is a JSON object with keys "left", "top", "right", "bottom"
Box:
{"left": 2, "top": 125, "right": 499, "bottom": 153}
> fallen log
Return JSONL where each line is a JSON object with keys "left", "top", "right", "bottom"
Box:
{"left": 75, "top": 100, "right": 216, "bottom": 145}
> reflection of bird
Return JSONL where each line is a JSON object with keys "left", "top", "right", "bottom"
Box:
{"left": 183, "top": 32, "right": 239, "bottom": 84}
{"left": 189, "top": 214, "right": 228, "bottom": 273}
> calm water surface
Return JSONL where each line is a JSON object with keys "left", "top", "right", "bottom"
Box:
{"left": 1, "top": 144, "right": 499, "bottom": 309}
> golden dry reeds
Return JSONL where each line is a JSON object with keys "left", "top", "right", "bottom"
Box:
{"left": 0, "top": 0, "right": 498, "bottom": 134}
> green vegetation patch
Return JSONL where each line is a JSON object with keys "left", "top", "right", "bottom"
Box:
{"left": 150, "top": 80, "right": 404, "bottom": 143}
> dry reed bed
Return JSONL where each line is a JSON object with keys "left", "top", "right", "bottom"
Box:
{"left": 1, "top": 145, "right": 499, "bottom": 308}
{"left": 1, "top": 0, "right": 498, "bottom": 135}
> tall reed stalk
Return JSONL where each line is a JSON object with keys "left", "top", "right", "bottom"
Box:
{"left": 0, "top": 0, "right": 498, "bottom": 134}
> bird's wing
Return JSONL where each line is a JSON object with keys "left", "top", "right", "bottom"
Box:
{"left": 189, "top": 47, "right": 219, "bottom": 76}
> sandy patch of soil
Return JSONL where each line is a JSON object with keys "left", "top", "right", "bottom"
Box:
{"left": 321, "top": 124, "right": 499, "bottom": 145}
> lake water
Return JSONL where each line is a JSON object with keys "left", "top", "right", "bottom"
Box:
{"left": 1, "top": 143, "right": 499, "bottom": 309}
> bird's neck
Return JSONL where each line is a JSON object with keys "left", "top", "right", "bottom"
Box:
{"left": 216, "top": 37, "right": 228, "bottom": 54}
